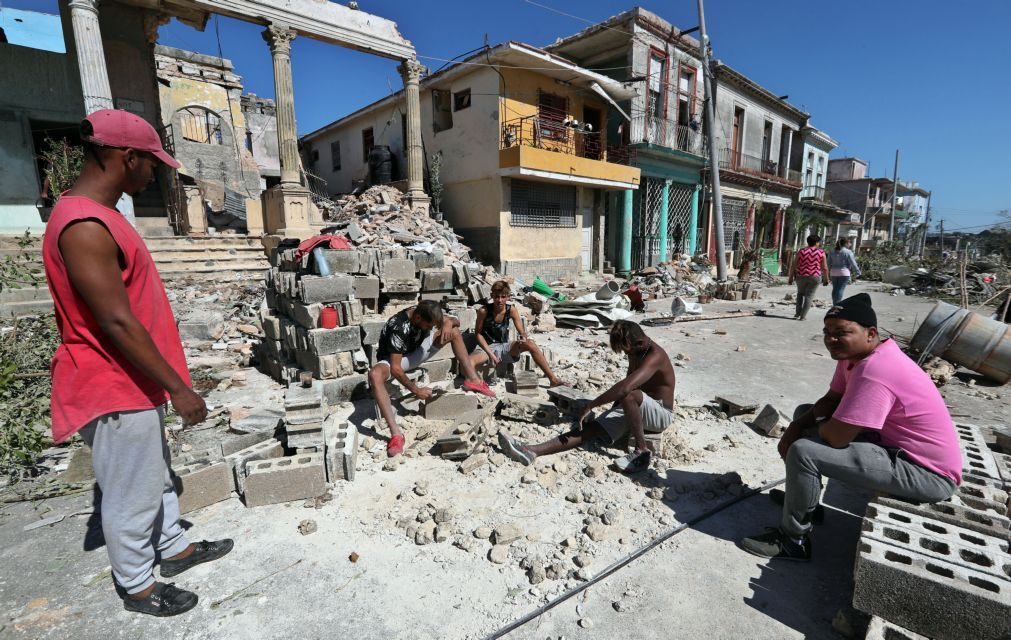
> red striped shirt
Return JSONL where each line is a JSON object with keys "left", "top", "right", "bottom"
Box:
{"left": 796, "top": 247, "right": 824, "bottom": 277}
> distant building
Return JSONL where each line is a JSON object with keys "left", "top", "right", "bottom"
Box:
{"left": 301, "top": 41, "right": 640, "bottom": 281}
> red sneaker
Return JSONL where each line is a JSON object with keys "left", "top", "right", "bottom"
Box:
{"left": 387, "top": 434, "right": 405, "bottom": 457}
{"left": 463, "top": 379, "right": 497, "bottom": 398}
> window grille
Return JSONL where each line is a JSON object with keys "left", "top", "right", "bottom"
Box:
{"left": 510, "top": 180, "right": 576, "bottom": 228}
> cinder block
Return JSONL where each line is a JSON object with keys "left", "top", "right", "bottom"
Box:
{"left": 382, "top": 278, "right": 420, "bottom": 294}
{"left": 498, "top": 393, "right": 561, "bottom": 425}
{"left": 286, "top": 419, "right": 324, "bottom": 449}
{"left": 300, "top": 351, "right": 355, "bottom": 380}
{"left": 172, "top": 461, "right": 232, "bottom": 514}
{"left": 995, "top": 452, "right": 1011, "bottom": 488}
{"left": 411, "top": 249, "right": 445, "bottom": 270}
{"left": 324, "top": 417, "right": 358, "bottom": 482}
{"left": 955, "top": 423, "right": 1002, "bottom": 482}
{"left": 223, "top": 438, "right": 285, "bottom": 493}
{"left": 285, "top": 381, "right": 323, "bottom": 410}
{"left": 419, "top": 358, "right": 453, "bottom": 382}
{"left": 864, "top": 616, "right": 928, "bottom": 640}
{"left": 340, "top": 299, "right": 363, "bottom": 326}
{"left": 862, "top": 503, "right": 1010, "bottom": 580}
{"left": 321, "top": 374, "right": 369, "bottom": 404}
{"left": 220, "top": 425, "right": 279, "bottom": 457}
{"left": 264, "top": 287, "right": 279, "bottom": 310}
{"left": 243, "top": 454, "right": 327, "bottom": 507}
{"left": 420, "top": 268, "right": 454, "bottom": 292}
{"left": 455, "top": 307, "right": 477, "bottom": 332}
{"left": 751, "top": 404, "right": 788, "bottom": 438}
{"left": 876, "top": 496, "right": 1011, "bottom": 541}
{"left": 177, "top": 312, "right": 225, "bottom": 342}
{"left": 382, "top": 258, "right": 416, "bottom": 281}
{"left": 424, "top": 392, "right": 479, "bottom": 419}
{"left": 353, "top": 275, "right": 380, "bottom": 301}
{"left": 852, "top": 536, "right": 1011, "bottom": 640}
{"left": 957, "top": 473, "right": 1009, "bottom": 516}
{"left": 547, "top": 386, "right": 592, "bottom": 415}
{"left": 361, "top": 320, "right": 386, "bottom": 346}
{"left": 715, "top": 395, "right": 758, "bottom": 417}
{"left": 289, "top": 300, "right": 323, "bottom": 329}
{"left": 451, "top": 262, "right": 468, "bottom": 286}
{"left": 306, "top": 326, "right": 362, "bottom": 355}
{"left": 298, "top": 275, "right": 354, "bottom": 304}
{"left": 317, "top": 249, "right": 359, "bottom": 274}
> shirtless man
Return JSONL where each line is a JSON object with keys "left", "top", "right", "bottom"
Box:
{"left": 498, "top": 320, "right": 675, "bottom": 473}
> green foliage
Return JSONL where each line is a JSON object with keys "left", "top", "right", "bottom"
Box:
{"left": 0, "top": 231, "right": 44, "bottom": 291}
{"left": 40, "top": 137, "right": 84, "bottom": 202}
{"left": 0, "top": 315, "right": 58, "bottom": 481}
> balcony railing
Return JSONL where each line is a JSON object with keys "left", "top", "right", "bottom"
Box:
{"left": 500, "top": 111, "right": 634, "bottom": 165}
{"left": 628, "top": 114, "right": 707, "bottom": 158}
{"left": 717, "top": 148, "right": 802, "bottom": 186}
{"left": 800, "top": 185, "right": 831, "bottom": 203}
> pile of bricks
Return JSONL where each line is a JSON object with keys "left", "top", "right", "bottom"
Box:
{"left": 714, "top": 281, "right": 762, "bottom": 301}
{"left": 852, "top": 423, "right": 1011, "bottom": 639}
{"left": 258, "top": 242, "right": 491, "bottom": 405}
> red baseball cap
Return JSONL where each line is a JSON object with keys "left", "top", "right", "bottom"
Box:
{"left": 81, "top": 109, "right": 181, "bottom": 169}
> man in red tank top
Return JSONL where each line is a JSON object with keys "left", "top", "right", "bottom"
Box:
{"left": 43, "top": 110, "right": 232, "bottom": 616}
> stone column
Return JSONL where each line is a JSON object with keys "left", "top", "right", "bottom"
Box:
{"left": 263, "top": 24, "right": 300, "bottom": 186}
{"left": 260, "top": 23, "right": 312, "bottom": 240}
{"left": 618, "top": 189, "right": 633, "bottom": 275}
{"left": 398, "top": 58, "right": 430, "bottom": 213}
{"left": 68, "top": 0, "right": 113, "bottom": 113}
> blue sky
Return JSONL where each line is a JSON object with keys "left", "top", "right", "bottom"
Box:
{"left": 9, "top": 1, "right": 1010, "bottom": 230}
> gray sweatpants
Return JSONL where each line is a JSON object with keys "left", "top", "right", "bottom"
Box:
{"left": 80, "top": 407, "right": 190, "bottom": 594}
{"left": 794, "top": 275, "right": 821, "bottom": 319}
{"left": 781, "top": 434, "right": 956, "bottom": 537}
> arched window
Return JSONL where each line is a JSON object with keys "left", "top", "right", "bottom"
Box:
{"left": 177, "top": 106, "right": 223, "bottom": 145}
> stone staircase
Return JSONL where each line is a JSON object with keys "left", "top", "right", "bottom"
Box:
{"left": 144, "top": 235, "right": 270, "bottom": 281}
{"left": 0, "top": 236, "right": 53, "bottom": 317}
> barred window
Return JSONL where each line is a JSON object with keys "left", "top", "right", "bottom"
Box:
{"left": 510, "top": 180, "right": 577, "bottom": 228}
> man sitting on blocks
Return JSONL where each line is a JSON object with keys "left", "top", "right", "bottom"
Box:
{"left": 498, "top": 320, "right": 675, "bottom": 474}
{"left": 369, "top": 300, "right": 496, "bottom": 457}
{"left": 739, "top": 293, "right": 961, "bottom": 561}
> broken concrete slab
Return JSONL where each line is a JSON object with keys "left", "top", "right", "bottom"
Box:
{"left": 715, "top": 395, "right": 759, "bottom": 417}
{"left": 178, "top": 311, "right": 225, "bottom": 342}
{"left": 424, "top": 392, "right": 479, "bottom": 420}
{"left": 306, "top": 326, "right": 362, "bottom": 355}
{"left": 381, "top": 258, "right": 416, "bottom": 281}
{"left": 420, "top": 268, "right": 454, "bottom": 292}
{"left": 750, "top": 404, "right": 788, "bottom": 438}
{"left": 498, "top": 393, "right": 561, "bottom": 425}
{"left": 298, "top": 275, "right": 354, "bottom": 304}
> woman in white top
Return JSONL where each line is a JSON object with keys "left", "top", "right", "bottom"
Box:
{"left": 827, "top": 238, "right": 861, "bottom": 305}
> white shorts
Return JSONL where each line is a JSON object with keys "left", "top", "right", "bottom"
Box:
{"left": 376, "top": 332, "right": 440, "bottom": 379}
{"left": 594, "top": 393, "right": 674, "bottom": 444}
{"left": 472, "top": 342, "right": 516, "bottom": 365}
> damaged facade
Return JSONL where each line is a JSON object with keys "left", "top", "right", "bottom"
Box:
{"left": 301, "top": 41, "right": 641, "bottom": 283}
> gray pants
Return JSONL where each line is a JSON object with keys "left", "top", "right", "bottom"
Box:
{"left": 80, "top": 407, "right": 190, "bottom": 594}
{"left": 782, "top": 434, "right": 956, "bottom": 537}
{"left": 794, "top": 275, "right": 821, "bottom": 319}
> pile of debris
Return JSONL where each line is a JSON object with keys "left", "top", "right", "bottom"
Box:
{"left": 881, "top": 261, "right": 1006, "bottom": 305}
{"left": 624, "top": 255, "right": 717, "bottom": 301}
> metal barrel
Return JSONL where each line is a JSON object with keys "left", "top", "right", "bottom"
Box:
{"left": 910, "top": 301, "right": 967, "bottom": 355}
{"left": 944, "top": 312, "right": 1011, "bottom": 384}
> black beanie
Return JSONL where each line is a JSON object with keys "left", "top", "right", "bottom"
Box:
{"left": 825, "top": 293, "right": 877, "bottom": 328}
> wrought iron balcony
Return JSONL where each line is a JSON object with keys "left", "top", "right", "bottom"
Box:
{"left": 717, "top": 148, "right": 802, "bottom": 186}
{"left": 500, "top": 109, "right": 634, "bottom": 166}
{"left": 800, "top": 185, "right": 831, "bottom": 203}
{"left": 628, "top": 114, "right": 708, "bottom": 158}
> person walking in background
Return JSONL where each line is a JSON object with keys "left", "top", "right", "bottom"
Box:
{"left": 827, "top": 238, "right": 861, "bottom": 306}
{"left": 788, "top": 234, "right": 829, "bottom": 320}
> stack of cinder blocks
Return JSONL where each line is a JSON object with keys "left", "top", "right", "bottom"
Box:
{"left": 259, "top": 243, "right": 492, "bottom": 405}
{"left": 853, "top": 423, "right": 1011, "bottom": 640}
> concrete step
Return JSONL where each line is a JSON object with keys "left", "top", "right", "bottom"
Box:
{"left": 0, "top": 298, "right": 54, "bottom": 317}
{"left": 0, "top": 287, "right": 52, "bottom": 304}
{"left": 156, "top": 259, "right": 269, "bottom": 275}
{"left": 143, "top": 235, "right": 264, "bottom": 250}
{"left": 152, "top": 248, "right": 267, "bottom": 262}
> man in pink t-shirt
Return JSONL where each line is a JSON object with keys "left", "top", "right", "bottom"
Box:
{"left": 740, "top": 293, "right": 960, "bottom": 561}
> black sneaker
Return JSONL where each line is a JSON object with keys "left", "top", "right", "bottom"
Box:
{"left": 769, "top": 488, "right": 825, "bottom": 524}
{"left": 498, "top": 432, "right": 536, "bottom": 466}
{"left": 614, "top": 449, "right": 651, "bottom": 474}
{"left": 122, "top": 582, "right": 198, "bottom": 617}
{"left": 739, "top": 527, "right": 812, "bottom": 561}
{"left": 160, "top": 539, "right": 234, "bottom": 578}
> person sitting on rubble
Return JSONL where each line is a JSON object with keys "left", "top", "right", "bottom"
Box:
{"left": 369, "top": 300, "right": 496, "bottom": 457}
{"left": 498, "top": 320, "right": 675, "bottom": 474}
{"left": 469, "top": 280, "right": 565, "bottom": 387}
{"left": 739, "top": 293, "right": 961, "bottom": 562}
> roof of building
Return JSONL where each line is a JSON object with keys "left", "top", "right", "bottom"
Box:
{"left": 801, "top": 125, "right": 838, "bottom": 150}
{"left": 545, "top": 6, "right": 701, "bottom": 59}
{"left": 711, "top": 61, "right": 808, "bottom": 121}
{"left": 301, "top": 41, "right": 638, "bottom": 141}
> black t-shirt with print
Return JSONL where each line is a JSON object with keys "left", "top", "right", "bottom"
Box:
{"left": 377, "top": 309, "right": 426, "bottom": 362}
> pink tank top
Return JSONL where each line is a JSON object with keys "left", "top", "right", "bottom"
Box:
{"left": 796, "top": 246, "right": 824, "bottom": 277}
{"left": 42, "top": 196, "right": 191, "bottom": 442}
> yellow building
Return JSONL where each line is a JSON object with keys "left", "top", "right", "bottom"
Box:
{"left": 301, "top": 41, "right": 640, "bottom": 282}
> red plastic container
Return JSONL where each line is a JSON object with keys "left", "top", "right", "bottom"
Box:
{"left": 319, "top": 306, "right": 339, "bottom": 329}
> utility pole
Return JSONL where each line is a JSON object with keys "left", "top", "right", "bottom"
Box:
{"left": 920, "top": 190, "right": 932, "bottom": 258}
{"left": 888, "top": 149, "right": 899, "bottom": 244}
{"left": 696, "top": 0, "right": 727, "bottom": 281}
{"left": 939, "top": 218, "right": 945, "bottom": 257}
